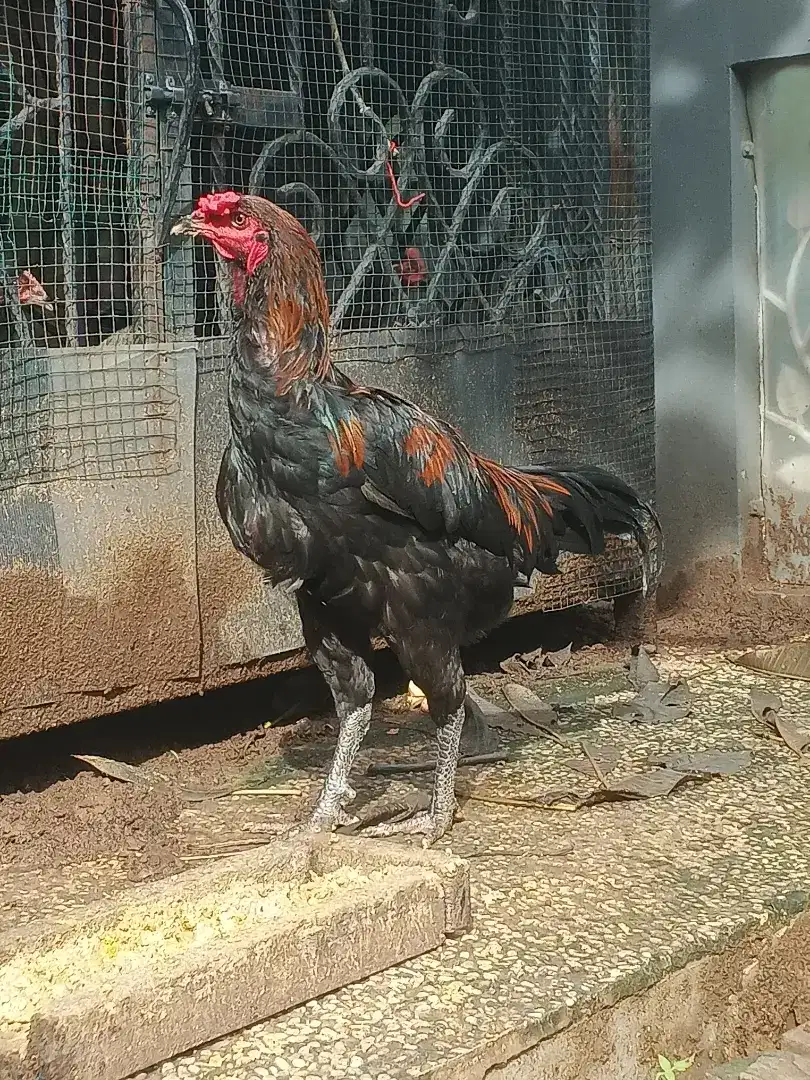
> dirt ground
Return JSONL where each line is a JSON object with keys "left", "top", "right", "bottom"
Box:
{"left": 658, "top": 557, "right": 810, "bottom": 648}
{"left": 2, "top": 559, "right": 806, "bottom": 890}
{"left": 0, "top": 603, "right": 627, "bottom": 886}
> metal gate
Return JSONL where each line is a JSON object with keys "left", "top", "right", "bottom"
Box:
{"left": 0, "top": 0, "right": 655, "bottom": 735}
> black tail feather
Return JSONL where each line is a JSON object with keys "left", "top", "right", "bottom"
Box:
{"left": 518, "top": 462, "right": 662, "bottom": 584}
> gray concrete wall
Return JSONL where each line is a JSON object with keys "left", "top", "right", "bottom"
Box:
{"left": 651, "top": 0, "right": 810, "bottom": 578}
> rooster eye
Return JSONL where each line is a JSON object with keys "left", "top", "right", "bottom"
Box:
{"left": 232, "top": 212, "right": 247, "bottom": 228}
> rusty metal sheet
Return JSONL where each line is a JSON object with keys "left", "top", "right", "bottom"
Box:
{"left": 0, "top": 344, "right": 200, "bottom": 738}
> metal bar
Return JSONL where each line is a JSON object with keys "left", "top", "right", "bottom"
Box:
{"left": 124, "top": 0, "right": 163, "bottom": 341}
{"left": 54, "top": 0, "right": 77, "bottom": 347}
{"left": 283, "top": 0, "right": 304, "bottom": 98}
{"left": 498, "top": 0, "right": 519, "bottom": 142}
{"left": 206, "top": 0, "right": 230, "bottom": 336}
{"left": 586, "top": 0, "right": 607, "bottom": 320}
{"left": 155, "top": 0, "right": 201, "bottom": 247}
{"left": 157, "top": 0, "right": 200, "bottom": 337}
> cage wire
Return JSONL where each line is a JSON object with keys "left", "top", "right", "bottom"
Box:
{"left": 0, "top": 0, "right": 657, "bottom": 607}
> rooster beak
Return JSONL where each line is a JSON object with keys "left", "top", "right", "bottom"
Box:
{"left": 170, "top": 214, "right": 199, "bottom": 238}
{"left": 43, "top": 301, "right": 54, "bottom": 313}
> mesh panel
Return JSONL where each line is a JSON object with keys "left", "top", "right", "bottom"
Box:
{"left": 0, "top": 0, "right": 175, "bottom": 485}
{"left": 0, "top": 0, "right": 654, "bottom": 604}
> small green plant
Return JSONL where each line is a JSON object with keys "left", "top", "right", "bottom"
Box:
{"left": 654, "top": 1054, "right": 695, "bottom": 1080}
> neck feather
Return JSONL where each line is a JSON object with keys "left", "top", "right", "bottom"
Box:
{"left": 232, "top": 213, "right": 332, "bottom": 392}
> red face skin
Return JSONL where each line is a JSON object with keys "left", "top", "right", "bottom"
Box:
{"left": 12, "top": 270, "right": 53, "bottom": 311}
{"left": 396, "top": 246, "right": 427, "bottom": 288}
{"left": 185, "top": 192, "right": 269, "bottom": 275}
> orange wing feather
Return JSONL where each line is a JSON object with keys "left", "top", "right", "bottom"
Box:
{"left": 329, "top": 416, "right": 366, "bottom": 477}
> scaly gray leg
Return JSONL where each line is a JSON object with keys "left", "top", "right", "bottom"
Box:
{"left": 309, "top": 703, "right": 372, "bottom": 830}
{"left": 364, "top": 639, "right": 466, "bottom": 847}
{"left": 363, "top": 702, "right": 465, "bottom": 847}
{"left": 297, "top": 592, "right": 374, "bottom": 832}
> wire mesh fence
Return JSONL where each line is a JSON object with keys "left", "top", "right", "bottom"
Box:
{"left": 0, "top": 0, "right": 655, "bottom": 599}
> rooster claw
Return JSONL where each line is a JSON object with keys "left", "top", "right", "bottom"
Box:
{"left": 276, "top": 804, "right": 359, "bottom": 844}
{"left": 361, "top": 807, "right": 455, "bottom": 848}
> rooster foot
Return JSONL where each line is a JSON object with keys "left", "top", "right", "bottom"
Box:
{"left": 306, "top": 780, "right": 360, "bottom": 831}
{"left": 362, "top": 806, "right": 456, "bottom": 849}
{"left": 276, "top": 804, "right": 359, "bottom": 844}
{"left": 309, "top": 804, "right": 359, "bottom": 830}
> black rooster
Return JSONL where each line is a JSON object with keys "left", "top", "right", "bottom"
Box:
{"left": 171, "top": 191, "right": 660, "bottom": 846}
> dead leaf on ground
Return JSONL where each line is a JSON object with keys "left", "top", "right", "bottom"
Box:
{"left": 648, "top": 750, "right": 752, "bottom": 776}
{"left": 459, "top": 767, "right": 704, "bottom": 812}
{"left": 629, "top": 645, "right": 661, "bottom": 689}
{"left": 749, "top": 689, "right": 783, "bottom": 721}
{"left": 737, "top": 643, "right": 810, "bottom": 682}
{"left": 501, "top": 683, "right": 565, "bottom": 743}
{"left": 749, "top": 690, "right": 810, "bottom": 757}
{"left": 467, "top": 687, "right": 529, "bottom": 736}
{"left": 500, "top": 654, "right": 532, "bottom": 677}
{"left": 74, "top": 753, "right": 297, "bottom": 804}
{"left": 564, "top": 742, "right": 621, "bottom": 779}
{"left": 545, "top": 643, "right": 573, "bottom": 668}
{"left": 590, "top": 768, "right": 705, "bottom": 801}
{"left": 518, "top": 645, "right": 545, "bottom": 668}
{"left": 613, "top": 679, "right": 693, "bottom": 723}
{"left": 74, "top": 754, "right": 165, "bottom": 788}
{"left": 505, "top": 642, "right": 573, "bottom": 674}
{"left": 467, "top": 688, "right": 553, "bottom": 740}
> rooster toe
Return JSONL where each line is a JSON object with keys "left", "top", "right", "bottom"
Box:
{"left": 361, "top": 807, "right": 455, "bottom": 848}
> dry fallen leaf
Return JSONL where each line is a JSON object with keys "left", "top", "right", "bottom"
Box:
{"left": 545, "top": 643, "right": 573, "bottom": 668}
{"left": 614, "top": 679, "right": 693, "bottom": 723}
{"left": 467, "top": 688, "right": 536, "bottom": 738}
{"left": 581, "top": 768, "right": 704, "bottom": 803}
{"left": 519, "top": 645, "right": 546, "bottom": 668}
{"left": 500, "top": 654, "right": 532, "bottom": 678}
{"left": 738, "top": 644, "right": 810, "bottom": 682}
{"left": 564, "top": 743, "right": 621, "bottom": 779}
{"left": 749, "top": 689, "right": 783, "bottom": 721}
{"left": 459, "top": 767, "right": 704, "bottom": 813}
{"left": 629, "top": 645, "right": 660, "bottom": 689}
{"left": 515, "top": 642, "right": 573, "bottom": 671}
{"left": 772, "top": 717, "right": 810, "bottom": 756}
{"left": 648, "top": 750, "right": 752, "bottom": 777}
{"left": 749, "top": 689, "right": 810, "bottom": 756}
{"left": 501, "top": 683, "right": 565, "bottom": 743}
{"left": 74, "top": 754, "right": 163, "bottom": 788}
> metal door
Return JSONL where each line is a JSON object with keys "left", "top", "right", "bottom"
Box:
{"left": 746, "top": 57, "right": 810, "bottom": 583}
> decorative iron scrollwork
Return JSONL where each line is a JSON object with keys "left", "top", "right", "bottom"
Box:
{"left": 245, "top": 1, "right": 583, "bottom": 340}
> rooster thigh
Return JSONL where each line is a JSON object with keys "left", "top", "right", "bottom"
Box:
{"left": 296, "top": 589, "right": 375, "bottom": 830}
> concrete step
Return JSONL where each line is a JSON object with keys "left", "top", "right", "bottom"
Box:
{"left": 781, "top": 1026, "right": 810, "bottom": 1060}
{"left": 739, "top": 1051, "right": 810, "bottom": 1080}
{"left": 707, "top": 1058, "right": 758, "bottom": 1080}
{"left": 707, "top": 1025, "right": 810, "bottom": 1080}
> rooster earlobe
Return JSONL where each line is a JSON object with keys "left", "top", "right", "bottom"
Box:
{"left": 246, "top": 234, "right": 269, "bottom": 276}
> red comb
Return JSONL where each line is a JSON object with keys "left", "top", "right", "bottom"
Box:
{"left": 196, "top": 190, "right": 242, "bottom": 217}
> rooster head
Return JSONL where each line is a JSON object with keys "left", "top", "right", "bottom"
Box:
{"left": 171, "top": 190, "right": 332, "bottom": 382}
{"left": 171, "top": 191, "right": 271, "bottom": 276}
{"left": 17, "top": 270, "right": 54, "bottom": 311}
